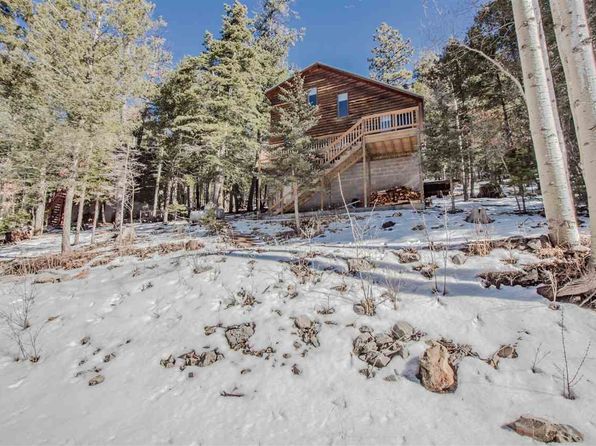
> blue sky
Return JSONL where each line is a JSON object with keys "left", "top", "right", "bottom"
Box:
{"left": 153, "top": 0, "right": 475, "bottom": 76}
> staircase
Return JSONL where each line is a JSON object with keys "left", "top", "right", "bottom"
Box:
{"left": 271, "top": 107, "right": 419, "bottom": 214}
{"left": 47, "top": 190, "right": 67, "bottom": 227}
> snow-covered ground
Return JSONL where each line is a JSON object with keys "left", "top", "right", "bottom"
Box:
{"left": 0, "top": 197, "right": 594, "bottom": 445}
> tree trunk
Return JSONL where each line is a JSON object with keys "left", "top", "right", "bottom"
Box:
{"left": 247, "top": 176, "right": 257, "bottom": 212}
{"left": 511, "top": 0, "right": 580, "bottom": 247}
{"left": 163, "top": 178, "right": 172, "bottom": 224}
{"left": 550, "top": 0, "right": 596, "bottom": 266}
{"left": 74, "top": 184, "right": 86, "bottom": 245}
{"left": 101, "top": 202, "right": 107, "bottom": 225}
{"left": 293, "top": 179, "right": 300, "bottom": 232}
{"left": 91, "top": 198, "right": 99, "bottom": 245}
{"left": 152, "top": 149, "right": 164, "bottom": 217}
{"left": 61, "top": 184, "right": 75, "bottom": 255}
{"left": 33, "top": 180, "right": 47, "bottom": 237}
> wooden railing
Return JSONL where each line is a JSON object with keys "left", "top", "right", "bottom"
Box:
{"left": 320, "top": 106, "right": 418, "bottom": 165}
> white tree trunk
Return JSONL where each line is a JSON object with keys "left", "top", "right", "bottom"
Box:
{"left": 511, "top": 0, "right": 580, "bottom": 247}
{"left": 74, "top": 184, "right": 86, "bottom": 245}
{"left": 61, "top": 184, "right": 75, "bottom": 255}
{"left": 293, "top": 179, "right": 300, "bottom": 232}
{"left": 550, "top": 0, "right": 596, "bottom": 266}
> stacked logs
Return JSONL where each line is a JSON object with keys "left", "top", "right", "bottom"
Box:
{"left": 370, "top": 186, "right": 421, "bottom": 205}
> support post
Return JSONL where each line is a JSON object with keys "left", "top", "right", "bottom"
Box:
{"left": 362, "top": 140, "right": 368, "bottom": 207}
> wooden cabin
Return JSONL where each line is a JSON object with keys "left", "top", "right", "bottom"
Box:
{"left": 264, "top": 62, "right": 424, "bottom": 213}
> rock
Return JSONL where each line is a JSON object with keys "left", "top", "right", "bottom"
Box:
{"left": 225, "top": 323, "right": 255, "bottom": 351}
{"left": 371, "top": 352, "right": 391, "bottom": 368}
{"left": 291, "top": 364, "right": 302, "bottom": 375}
{"left": 201, "top": 350, "right": 221, "bottom": 366}
{"left": 353, "top": 333, "right": 375, "bottom": 355}
{"left": 103, "top": 353, "right": 116, "bottom": 363}
{"left": 34, "top": 272, "right": 65, "bottom": 284}
{"left": 188, "top": 372, "right": 194, "bottom": 379}
{"left": 80, "top": 336, "right": 91, "bottom": 346}
{"left": 412, "top": 224, "right": 426, "bottom": 231}
{"left": 359, "top": 325, "right": 373, "bottom": 333}
{"left": 88, "top": 375, "right": 105, "bottom": 386}
{"left": 465, "top": 207, "right": 494, "bottom": 224}
{"left": 383, "top": 374, "right": 398, "bottom": 382}
{"left": 294, "top": 315, "right": 313, "bottom": 330}
{"left": 185, "top": 239, "right": 202, "bottom": 251}
{"left": 374, "top": 333, "right": 394, "bottom": 347}
{"left": 397, "top": 249, "right": 420, "bottom": 263}
{"left": 204, "top": 325, "right": 218, "bottom": 336}
{"left": 382, "top": 221, "right": 396, "bottom": 229}
{"left": 507, "top": 416, "right": 583, "bottom": 443}
{"left": 391, "top": 321, "right": 414, "bottom": 340}
{"left": 353, "top": 304, "right": 366, "bottom": 315}
{"left": 496, "top": 344, "right": 518, "bottom": 359}
{"left": 451, "top": 253, "right": 467, "bottom": 265}
{"left": 418, "top": 342, "right": 456, "bottom": 393}
{"left": 214, "top": 208, "right": 225, "bottom": 220}
{"left": 347, "top": 257, "right": 374, "bottom": 274}
{"left": 240, "top": 368, "right": 251, "bottom": 375}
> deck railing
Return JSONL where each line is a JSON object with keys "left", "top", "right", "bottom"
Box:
{"left": 320, "top": 106, "right": 418, "bottom": 165}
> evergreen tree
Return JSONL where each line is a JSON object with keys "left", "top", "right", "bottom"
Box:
{"left": 368, "top": 22, "right": 414, "bottom": 88}
{"left": 270, "top": 75, "right": 319, "bottom": 231}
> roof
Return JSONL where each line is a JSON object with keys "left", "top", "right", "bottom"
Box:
{"left": 265, "top": 62, "right": 424, "bottom": 102}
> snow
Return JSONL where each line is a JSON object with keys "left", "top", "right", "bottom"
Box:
{"left": 0, "top": 197, "right": 594, "bottom": 445}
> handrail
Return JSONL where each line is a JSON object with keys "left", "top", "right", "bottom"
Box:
{"left": 319, "top": 106, "right": 418, "bottom": 165}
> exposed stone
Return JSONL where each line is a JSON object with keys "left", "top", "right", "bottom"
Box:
{"left": 80, "top": 336, "right": 91, "bottom": 346}
{"left": 412, "top": 224, "right": 426, "bottom": 231}
{"left": 204, "top": 325, "right": 218, "bottom": 336}
{"left": 225, "top": 323, "right": 255, "bottom": 351}
{"left": 34, "top": 273, "right": 65, "bottom": 284}
{"left": 185, "top": 239, "right": 202, "bottom": 251}
{"left": 359, "top": 325, "right": 373, "bottom": 333}
{"left": 391, "top": 321, "right": 414, "bottom": 340}
{"left": 497, "top": 344, "right": 518, "bottom": 359}
{"left": 160, "top": 355, "right": 176, "bottom": 368}
{"left": 526, "top": 239, "right": 543, "bottom": 251}
{"left": 294, "top": 315, "right": 313, "bottom": 330}
{"left": 383, "top": 374, "right": 398, "bottom": 382}
{"left": 88, "top": 375, "right": 105, "bottom": 386}
{"left": 451, "top": 253, "right": 467, "bottom": 265}
{"left": 347, "top": 257, "right": 374, "bottom": 274}
{"left": 397, "top": 249, "right": 421, "bottom": 264}
{"left": 374, "top": 333, "right": 394, "bottom": 347}
{"left": 353, "top": 304, "right": 366, "bottom": 315}
{"left": 118, "top": 226, "right": 136, "bottom": 245}
{"left": 382, "top": 221, "right": 396, "bottom": 229}
{"left": 102, "top": 353, "right": 116, "bottom": 363}
{"left": 418, "top": 342, "right": 456, "bottom": 393}
{"left": 291, "top": 364, "right": 302, "bottom": 375}
{"left": 507, "top": 416, "right": 583, "bottom": 443}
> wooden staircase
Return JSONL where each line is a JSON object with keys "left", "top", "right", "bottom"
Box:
{"left": 271, "top": 107, "right": 419, "bottom": 214}
{"left": 47, "top": 190, "right": 67, "bottom": 227}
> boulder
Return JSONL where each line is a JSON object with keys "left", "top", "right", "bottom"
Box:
{"left": 189, "top": 210, "right": 204, "bottom": 224}
{"left": 88, "top": 375, "right": 105, "bottom": 386}
{"left": 527, "top": 238, "right": 543, "bottom": 251}
{"left": 412, "top": 224, "right": 426, "bottom": 231}
{"left": 477, "top": 183, "right": 504, "bottom": 198}
{"left": 118, "top": 226, "right": 136, "bottom": 245}
{"left": 418, "top": 342, "right": 456, "bottom": 393}
{"left": 507, "top": 416, "right": 583, "bottom": 443}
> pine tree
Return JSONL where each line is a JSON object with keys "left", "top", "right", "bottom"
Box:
{"left": 270, "top": 75, "right": 320, "bottom": 231}
{"left": 368, "top": 22, "right": 414, "bottom": 88}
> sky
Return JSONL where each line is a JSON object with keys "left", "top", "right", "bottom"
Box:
{"left": 152, "top": 0, "right": 477, "bottom": 76}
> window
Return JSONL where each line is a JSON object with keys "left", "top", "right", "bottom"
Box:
{"left": 308, "top": 87, "right": 317, "bottom": 106}
{"left": 337, "top": 92, "right": 348, "bottom": 117}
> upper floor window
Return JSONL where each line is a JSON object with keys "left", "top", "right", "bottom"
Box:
{"left": 337, "top": 92, "right": 349, "bottom": 117}
{"left": 308, "top": 87, "right": 317, "bottom": 106}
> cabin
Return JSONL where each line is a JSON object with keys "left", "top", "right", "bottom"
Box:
{"left": 264, "top": 62, "right": 424, "bottom": 213}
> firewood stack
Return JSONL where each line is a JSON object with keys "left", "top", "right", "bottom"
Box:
{"left": 370, "top": 186, "right": 421, "bottom": 205}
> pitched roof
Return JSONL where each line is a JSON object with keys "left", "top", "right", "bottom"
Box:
{"left": 265, "top": 62, "right": 424, "bottom": 102}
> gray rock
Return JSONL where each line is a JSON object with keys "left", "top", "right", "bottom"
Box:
{"left": 353, "top": 304, "right": 366, "bottom": 315}
{"left": 359, "top": 325, "right": 373, "bottom": 333}
{"left": 225, "top": 323, "right": 255, "bottom": 350}
{"left": 80, "top": 336, "right": 91, "bottom": 346}
{"left": 451, "top": 253, "right": 467, "bottom": 265}
{"left": 347, "top": 257, "right": 374, "bottom": 273}
{"left": 382, "top": 221, "right": 396, "bottom": 229}
{"left": 465, "top": 207, "right": 494, "bottom": 224}
{"left": 391, "top": 321, "right": 414, "bottom": 340}
{"left": 374, "top": 333, "right": 394, "bottom": 347}
{"left": 383, "top": 374, "right": 398, "bottom": 382}
{"left": 507, "top": 416, "right": 583, "bottom": 443}
{"left": 294, "top": 315, "right": 313, "bottom": 330}
{"left": 291, "top": 364, "right": 302, "bottom": 375}
{"left": 412, "top": 224, "right": 426, "bottom": 231}
{"left": 201, "top": 350, "right": 219, "bottom": 366}
{"left": 397, "top": 250, "right": 421, "bottom": 263}
{"left": 88, "top": 375, "right": 105, "bottom": 386}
